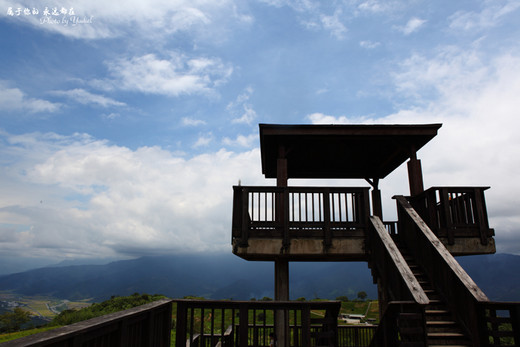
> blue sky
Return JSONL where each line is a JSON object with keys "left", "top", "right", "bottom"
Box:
{"left": 1, "top": 0, "right": 519, "bottom": 272}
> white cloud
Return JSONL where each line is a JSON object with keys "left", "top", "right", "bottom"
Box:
{"left": 307, "top": 112, "right": 350, "bottom": 124}
{"left": 181, "top": 117, "right": 206, "bottom": 126}
{"left": 308, "top": 48, "right": 520, "bottom": 253}
{"left": 357, "top": 0, "right": 389, "bottom": 13}
{"left": 53, "top": 88, "right": 126, "bottom": 107}
{"left": 320, "top": 10, "right": 347, "bottom": 40}
{"left": 232, "top": 104, "right": 257, "bottom": 124}
{"left": 360, "top": 40, "right": 380, "bottom": 49}
{"left": 104, "top": 53, "right": 233, "bottom": 97}
{"left": 228, "top": 87, "right": 257, "bottom": 124}
{"left": 258, "top": 0, "right": 317, "bottom": 12}
{"left": 102, "top": 112, "right": 120, "bottom": 120}
{"left": 397, "top": 17, "right": 426, "bottom": 35}
{"left": 392, "top": 46, "right": 486, "bottom": 102}
{"left": 0, "top": 130, "right": 265, "bottom": 259}
{"left": 193, "top": 133, "right": 213, "bottom": 148}
{"left": 0, "top": 81, "right": 60, "bottom": 114}
{"left": 449, "top": 0, "right": 520, "bottom": 31}
{"left": 222, "top": 134, "right": 258, "bottom": 148}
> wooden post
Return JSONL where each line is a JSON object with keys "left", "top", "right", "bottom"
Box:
{"left": 474, "top": 188, "right": 489, "bottom": 245}
{"left": 407, "top": 149, "right": 424, "bottom": 196}
{"left": 275, "top": 259, "right": 289, "bottom": 300}
{"left": 377, "top": 278, "right": 387, "bottom": 324}
{"left": 275, "top": 145, "right": 290, "bottom": 347}
{"left": 275, "top": 259, "right": 289, "bottom": 347}
{"left": 175, "top": 301, "right": 187, "bottom": 347}
{"left": 366, "top": 179, "right": 383, "bottom": 219}
{"left": 239, "top": 303, "right": 249, "bottom": 347}
{"left": 277, "top": 145, "right": 288, "bottom": 188}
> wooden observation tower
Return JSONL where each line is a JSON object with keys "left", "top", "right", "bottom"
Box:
{"left": 232, "top": 123, "right": 499, "bottom": 346}
{"left": 9, "top": 123, "right": 519, "bottom": 346}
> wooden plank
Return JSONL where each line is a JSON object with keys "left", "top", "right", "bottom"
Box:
{"left": 370, "top": 216, "right": 429, "bottom": 305}
{"left": 395, "top": 196, "right": 488, "bottom": 302}
{"left": 2, "top": 299, "right": 173, "bottom": 347}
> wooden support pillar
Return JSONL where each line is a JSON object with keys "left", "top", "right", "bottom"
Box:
{"left": 275, "top": 259, "right": 289, "bottom": 301}
{"left": 275, "top": 259, "right": 289, "bottom": 347}
{"left": 377, "top": 278, "right": 387, "bottom": 321}
{"left": 407, "top": 150, "right": 424, "bottom": 196}
{"left": 277, "top": 145, "right": 288, "bottom": 188}
{"left": 366, "top": 178, "right": 383, "bottom": 219}
{"left": 275, "top": 145, "right": 289, "bottom": 346}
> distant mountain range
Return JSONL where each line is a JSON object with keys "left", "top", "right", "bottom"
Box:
{"left": 0, "top": 253, "right": 518, "bottom": 302}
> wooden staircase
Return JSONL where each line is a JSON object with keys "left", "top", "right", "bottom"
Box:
{"left": 398, "top": 244, "right": 472, "bottom": 346}
{"left": 311, "top": 312, "right": 338, "bottom": 347}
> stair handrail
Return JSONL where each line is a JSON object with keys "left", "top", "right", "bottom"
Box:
{"left": 394, "top": 195, "right": 489, "bottom": 346}
{"left": 369, "top": 216, "right": 430, "bottom": 306}
{"left": 369, "top": 301, "right": 427, "bottom": 347}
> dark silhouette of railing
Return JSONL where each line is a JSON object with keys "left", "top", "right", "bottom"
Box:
{"left": 409, "top": 186, "right": 494, "bottom": 245}
{"left": 185, "top": 323, "right": 377, "bottom": 347}
{"left": 174, "top": 299, "right": 345, "bottom": 347}
{"left": 337, "top": 324, "right": 376, "bottom": 347}
{"left": 232, "top": 186, "right": 370, "bottom": 248}
{"left": 477, "top": 301, "right": 520, "bottom": 346}
{"left": 1, "top": 299, "right": 173, "bottom": 347}
{"left": 369, "top": 301, "right": 426, "bottom": 347}
{"left": 368, "top": 216, "right": 429, "bottom": 310}
{"left": 395, "top": 195, "right": 489, "bottom": 346}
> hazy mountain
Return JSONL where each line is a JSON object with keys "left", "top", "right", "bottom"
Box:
{"left": 0, "top": 253, "right": 517, "bottom": 302}
{"left": 0, "top": 254, "right": 375, "bottom": 302}
{"left": 457, "top": 253, "right": 520, "bottom": 301}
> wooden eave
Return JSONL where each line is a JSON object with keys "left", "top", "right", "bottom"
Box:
{"left": 259, "top": 123, "right": 442, "bottom": 179}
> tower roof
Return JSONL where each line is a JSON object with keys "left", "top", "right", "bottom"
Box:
{"left": 259, "top": 123, "right": 442, "bottom": 179}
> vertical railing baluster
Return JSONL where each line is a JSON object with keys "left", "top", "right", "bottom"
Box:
{"left": 231, "top": 308, "right": 236, "bottom": 347}
{"left": 318, "top": 193, "right": 325, "bottom": 222}
{"left": 338, "top": 192, "right": 343, "bottom": 223}
{"left": 311, "top": 193, "right": 315, "bottom": 222}
{"left": 264, "top": 191, "right": 268, "bottom": 222}
{"left": 221, "top": 308, "right": 225, "bottom": 346}
{"left": 258, "top": 191, "right": 261, "bottom": 222}
{"left": 253, "top": 308, "right": 258, "bottom": 347}
{"left": 272, "top": 192, "right": 275, "bottom": 222}
{"left": 200, "top": 308, "right": 204, "bottom": 346}
{"left": 298, "top": 192, "right": 302, "bottom": 223}
{"left": 189, "top": 307, "right": 194, "bottom": 347}
{"left": 331, "top": 192, "right": 336, "bottom": 223}
{"left": 323, "top": 189, "right": 331, "bottom": 248}
{"left": 210, "top": 308, "right": 215, "bottom": 347}
{"left": 289, "top": 192, "right": 293, "bottom": 222}
{"left": 304, "top": 192, "right": 308, "bottom": 222}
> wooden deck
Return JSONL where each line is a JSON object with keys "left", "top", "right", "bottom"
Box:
{"left": 408, "top": 187, "right": 495, "bottom": 255}
{"left": 232, "top": 185, "right": 370, "bottom": 260}
{"left": 232, "top": 185, "right": 495, "bottom": 260}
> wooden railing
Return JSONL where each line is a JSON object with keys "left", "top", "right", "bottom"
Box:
{"left": 185, "top": 324, "right": 376, "bottom": 347}
{"left": 337, "top": 325, "right": 376, "bottom": 347}
{"left": 369, "top": 301, "right": 426, "bottom": 347}
{"left": 477, "top": 301, "right": 520, "bottom": 346}
{"left": 232, "top": 186, "right": 370, "bottom": 248}
{"left": 395, "top": 195, "right": 489, "bottom": 346}
{"left": 174, "top": 299, "right": 342, "bottom": 347}
{"left": 368, "top": 216, "right": 429, "bottom": 309}
{"left": 1, "top": 299, "right": 173, "bottom": 347}
{"left": 409, "top": 186, "right": 494, "bottom": 245}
